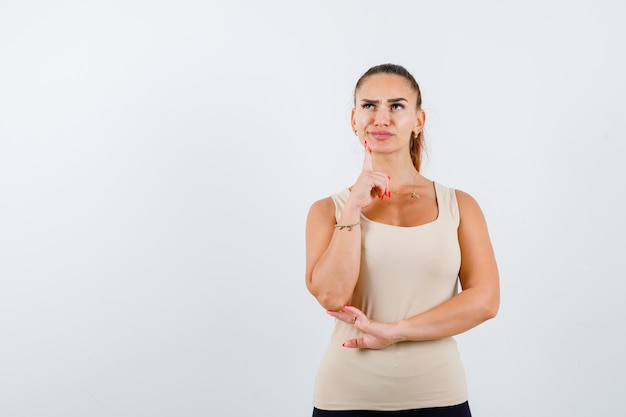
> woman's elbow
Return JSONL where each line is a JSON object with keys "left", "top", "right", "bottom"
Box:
{"left": 483, "top": 302, "right": 499, "bottom": 321}
{"left": 481, "top": 290, "right": 500, "bottom": 321}
{"left": 307, "top": 271, "right": 353, "bottom": 311}
{"left": 316, "top": 292, "right": 351, "bottom": 312}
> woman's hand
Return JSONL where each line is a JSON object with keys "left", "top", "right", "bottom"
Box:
{"left": 346, "top": 142, "right": 390, "bottom": 210}
{"left": 326, "top": 305, "right": 399, "bottom": 350}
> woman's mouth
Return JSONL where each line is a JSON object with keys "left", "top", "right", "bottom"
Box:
{"left": 369, "top": 130, "right": 393, "bottom": 140}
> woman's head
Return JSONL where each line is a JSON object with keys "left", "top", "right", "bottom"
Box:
{"left": 352, "top": 64, "right": 425, "bottom": 171}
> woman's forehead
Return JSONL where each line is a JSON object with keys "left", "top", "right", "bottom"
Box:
{"left": 356, "top": 73, "right": 416, "bottom": 98}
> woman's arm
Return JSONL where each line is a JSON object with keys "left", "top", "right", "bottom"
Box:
{"left": 305, "top": 143, "right": 391, "bottom": 311}
{"left": 305, "top": 197, "right": 363, "bottom": 311}
{"left": 394, "top": 190, "right": 500, "bottom": 340}
{"left": 330, "top": 189, "right": 500, "bottom": 348}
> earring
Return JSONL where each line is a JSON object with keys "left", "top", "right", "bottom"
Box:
{"left": 354, "top": 130, "right": 358, "bottom": 136}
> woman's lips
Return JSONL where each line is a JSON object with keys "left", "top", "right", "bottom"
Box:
{"left": 369, "top": 130, "right": 393, "bottom": 140}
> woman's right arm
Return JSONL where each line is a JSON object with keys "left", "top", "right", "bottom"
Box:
{"left": 306, "top": 143, "right": 389, "bottom": 310}
{"left": 305, "top": 197, "right": 363, "bottom": 311}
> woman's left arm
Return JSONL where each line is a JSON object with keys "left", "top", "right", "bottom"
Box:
{"left": 330, "top": 190, "right": 500, "bottom": 349}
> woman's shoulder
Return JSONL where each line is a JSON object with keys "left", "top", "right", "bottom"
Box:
{"left": 449, "top": 187, "right": 488, "bottom": 229}
{"left": 433, "top": 181, "right": 479, "bottom": 207}
{"left": 432, "top": 181, "right": 484, "bottom": 225}
{"left": 452, "top": 188, "right": 481, "bottom": 210}
{"left": 308, "top": 196, "right": 334, "bottom": 213}
{"left": 306, "top": 196, "right": 337, "bottom": 231}
{"left": 309, "top": 187, "right": 350, "bottom": 210}
{"left": 308, "top": 187, "right": 351, "bottom": 224}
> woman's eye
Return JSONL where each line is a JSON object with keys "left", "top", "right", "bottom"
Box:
{"left": 362, "top": 103, "right": 375, "bottom": 110}
{"left": 391, "top": 103, "right": 404, "bottom": 110}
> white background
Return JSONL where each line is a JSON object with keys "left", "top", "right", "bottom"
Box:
{"left": 1, "top": 1, "right": 625, "bottom": 416}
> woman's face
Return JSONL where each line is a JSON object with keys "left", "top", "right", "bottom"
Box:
{"left": 351, "top": 73, "right": 424, "bottom": 154}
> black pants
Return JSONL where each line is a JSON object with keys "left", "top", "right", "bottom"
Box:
{"left": 312, "top": 401, "right": 472, "bottom": 417}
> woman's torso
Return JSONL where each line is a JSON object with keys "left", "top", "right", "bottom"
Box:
{"left": 312, "top": 182, "right": 467, "bottom": 411}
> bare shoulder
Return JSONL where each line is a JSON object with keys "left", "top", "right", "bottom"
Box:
{"left": 307, "top": 196, "right": 336, "bottom": 222}
{"left": 454, "top": 189, "right": 486, "bottom": 220}
{"left": 454, "top": 188, "right": 479, "bottom": 207}
{"left": 308, "top": 196, "right": 335, "bottom": 214}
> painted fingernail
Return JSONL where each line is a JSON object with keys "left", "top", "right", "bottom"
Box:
{"left": 387, "top": 190, "right": 391, "bottom": 197}
{"left": 344, "top": 304, "right": 350, "bottom": 307}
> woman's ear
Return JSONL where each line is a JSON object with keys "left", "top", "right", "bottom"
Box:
{"left": 414, "top": 109, "right": 426, "bottom": 132}
{"left": 351, "top": 107, "right": 357, "bottom": 132}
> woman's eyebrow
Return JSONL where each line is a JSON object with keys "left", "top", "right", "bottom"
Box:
{"left": 360, "top": 98, "right": 408, "bottom": 104}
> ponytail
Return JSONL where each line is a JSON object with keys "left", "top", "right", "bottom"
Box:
{"left": 409, "top": 130, "right": 424, "bottom": 171}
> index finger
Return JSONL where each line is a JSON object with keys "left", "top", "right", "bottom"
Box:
{"left": 362, "top": 141, "right": 373, "bottom": 172}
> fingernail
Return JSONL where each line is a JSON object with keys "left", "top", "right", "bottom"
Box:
{"left": 387, "top": 176, "right": 391, "bottom": 179}
{"left": 342, "top": 343, "right": 347, "bottom": 347}
{"left": 344, "top": 304, "right": 350, "bottom": 307}
{"left": 387, "top": 191, "right": 391, "bottom": 197}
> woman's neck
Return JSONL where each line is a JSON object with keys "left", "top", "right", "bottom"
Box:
{"left": 370, "top": 153, "right": 420, "bottom": 187}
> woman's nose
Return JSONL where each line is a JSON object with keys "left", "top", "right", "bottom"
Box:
{"left": 374, "top": 108, "right": 390, "bottom": 126}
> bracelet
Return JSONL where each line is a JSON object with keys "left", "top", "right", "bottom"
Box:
{"left": 334, "top": 221, "right": 361, "bottom": 231}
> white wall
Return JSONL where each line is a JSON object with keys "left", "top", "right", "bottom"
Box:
{"left": 1, "top": 1, "right": 625, "bottom": 416}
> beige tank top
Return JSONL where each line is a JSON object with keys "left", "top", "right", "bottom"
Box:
{"left": 312, "top": 182, "right": 468, "bottom": 411}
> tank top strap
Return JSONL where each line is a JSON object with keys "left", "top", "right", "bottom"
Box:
{"left": 435, "top": 182, "right": 460, "bottom": 228}
{"left": 330, "top": 188, "right": 351, "bottom": 222}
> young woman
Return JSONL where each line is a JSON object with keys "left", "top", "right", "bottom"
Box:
{"left": 305, "top": 64, "right": 500, "bottom": 417}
